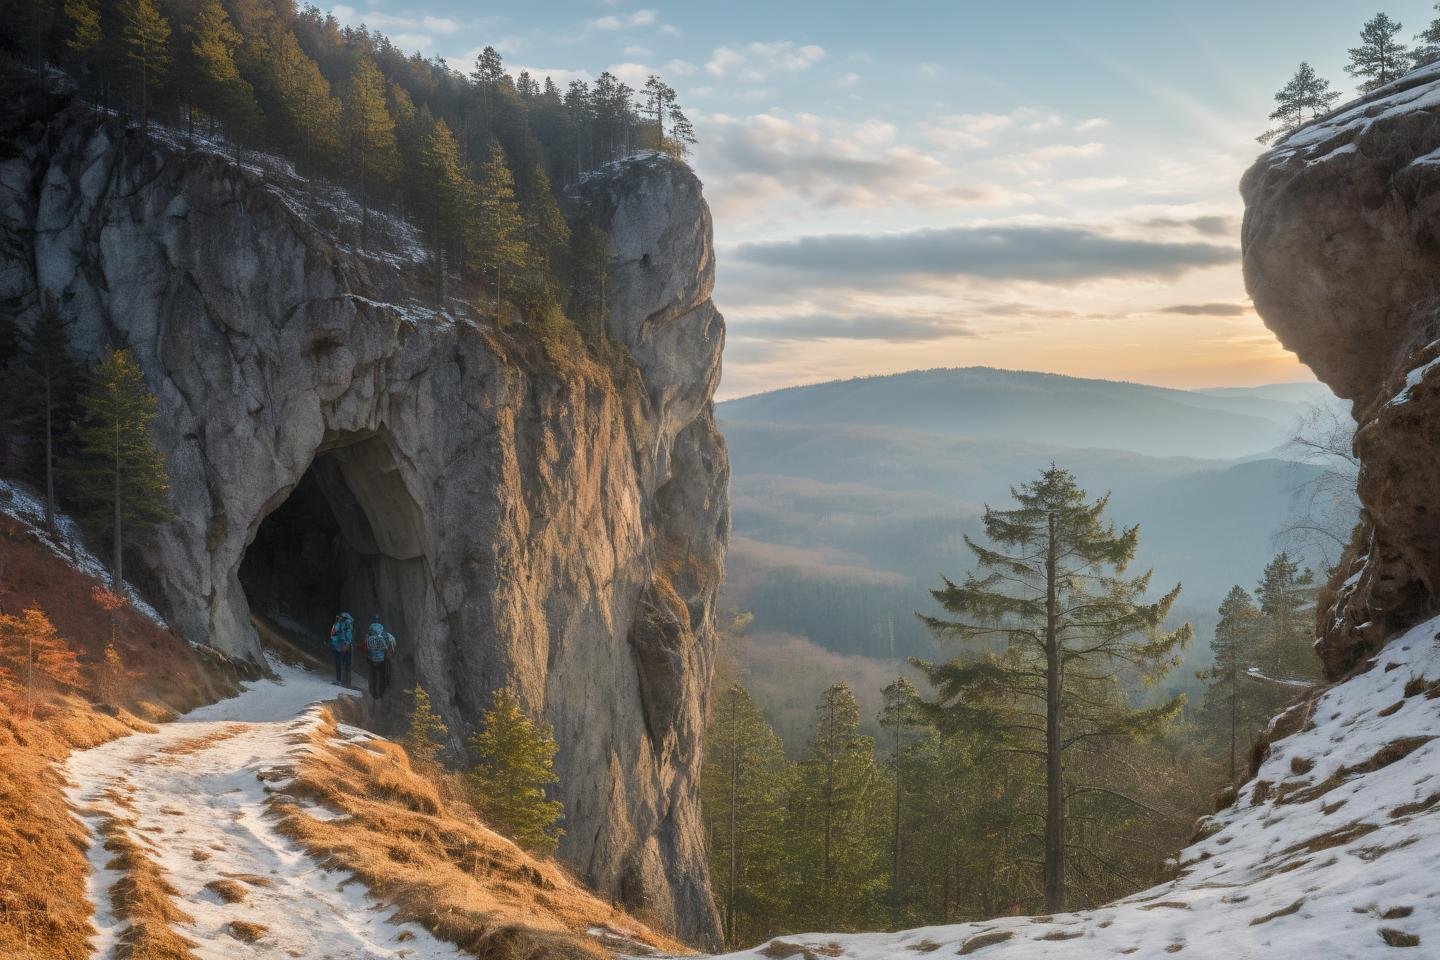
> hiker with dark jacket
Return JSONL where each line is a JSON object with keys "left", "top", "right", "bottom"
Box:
{"left": 365, "top": 614, "right": 396, "bottom": 699}
{"left": 329, "top": 612, "right": 354, "bottom": 686}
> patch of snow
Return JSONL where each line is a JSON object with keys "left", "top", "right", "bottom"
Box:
{"left": 1388, "top": 354, "right": 1440, "bottom": 407}
{"left": 709, "top": 616, "right": 1440, "bottom": 959}
{"left": 65, "top": 659, "right": 469, "bottom": 959}
{"left": 0, "top": 478, "right": 166, "bottom": 627}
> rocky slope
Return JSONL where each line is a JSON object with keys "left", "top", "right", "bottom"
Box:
{"left": 0, "top": 98, "right": 727, "bottom": 942}
{"left": 1242, "top": 61, "right": 1440, "bottom": 681}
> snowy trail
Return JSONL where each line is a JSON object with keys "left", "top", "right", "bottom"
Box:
{"left": 65, "top": 658, "right": 469, "bottom": 960}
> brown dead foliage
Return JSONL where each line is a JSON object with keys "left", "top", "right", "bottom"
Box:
{"left": 269, "top": 709, "right": 687, "bottom": 960}
{"left": 203, "top": 878, "right": 249, "bottom": 903}
{"left": 226, "top": 920, "right": 269, "bottom": 944}
{"left": 1276, "top": 737, "right": 1437, "bottom": 806}
{"left": 957, "top": 930, "right": 1014, "bottom": 955}
{"left": 1379, "top": 928, "right": 1421, "bottom": 947}
{"left": 1249, "top": 899, "right": 1304, "bottom": 925}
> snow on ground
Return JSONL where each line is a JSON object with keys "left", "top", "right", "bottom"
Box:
{"left": 65, "top": 656, "right": 468, "bottom": 959}
{"left": 713, "top": 618, "right": 1440, "bottom": 959}
{"left": 0, "top": 478, "right": 166, "bottom": 626}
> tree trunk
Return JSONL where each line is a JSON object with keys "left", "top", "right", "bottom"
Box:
{"left": 1043, "top": 509, "right": 1065, "bottom": 913}
{"left": 1228, "top": 665, "right": 1238, "bottom": 785}
{"left": 43, "top": 373, "right": 54, "bottom": 532}
{"left": 112, "top": 416, "right": 123, "bottom": 590}
{"left": 726, "top": 690, "right": 738, "bottom": 946}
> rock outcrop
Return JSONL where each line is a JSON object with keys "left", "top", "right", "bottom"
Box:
{"left": 1242, "top": 63, "right": 1440, "bottom": 680}
{"left": 0, "top": 101, "right": 727, "bottom": 943}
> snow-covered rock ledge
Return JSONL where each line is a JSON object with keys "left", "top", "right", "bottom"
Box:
{"left": 713, "top": 619, "right": 1440, "bottom": 958}
{"left": 1243, "top": 63, "right": 1440, "bottom": 679}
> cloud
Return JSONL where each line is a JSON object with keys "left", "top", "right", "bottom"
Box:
{"left": 921, "top": 112, "right": 1016, "bottom": 151}
{"left": 734, "top": 312, "right": 977, "bottom": 343}
{"left": 706, "top": 41, "right": 825, "bottom": 82}
{"left": 729, "top": 225, "right": 1239, "bottom": 286}
{"left": 510, "top": 65, "right": 593, "bottom": 87}
{"left": 588, "top": 8, "right": 658, "bottom": 30}
{"left": 698, "top": 112, "right": 1032, "bottom": 218}
{"left": 330, "top": 5, "right": 466, "bottom": 39}
{"left": 1008, "top": 141, "right": 1104, "bottom": 174}
{"left": 1075, "top": 117, "right": 1110, "bottom": 132}
{"left": 1158, "top": 302, "right": 1250, "bottom": 316}
{"left": 1143, "top": 214, "right": 1238, "bottom": 237}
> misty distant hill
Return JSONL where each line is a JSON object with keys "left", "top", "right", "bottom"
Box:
{"left": 721, "top": 367, "right": 1339, "bottom": 460}
{"left": 717, "top": 368, "right": 1353, "bottom": 729}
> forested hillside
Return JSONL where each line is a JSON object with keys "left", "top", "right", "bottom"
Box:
{"left": 0, "top": 0, "right": 694, "bottom": 336}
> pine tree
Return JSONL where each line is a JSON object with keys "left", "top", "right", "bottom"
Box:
{"left": 570, "top": 223, "right": 611, "bottom": 339}
{"left": 341, "top": 57, "right": 399, "bottom": 251}
{"left": 119, "top": 0, "right": 172, "bottom": 127}
{"left": 61, "top": 0, "right": 102, "bottom": 73}
{"left": 521, "top": 165, "right": 570, "bottom": 273}
{"left": 466, "top": 686, "right": 564, "bottom": 854}
{"left": 415, "top": 118, "right": 473, "bottom": 305}
{"left": 876, "top": 677, "right": 921, "bottom": 902}
{"left": 187, "top": 0, "right": 260, "bottom": 143}
{"left": 913, "top": 465, "right": 1191, "bottom": 913}
{"left": 1257, "top": 63, "right": 1341, "bottom": 144}
{"left": 16, "top": 305, "right": 82, "bottom": 532}
{"left": 701, "top": 684, "right": 792, "bottom": 946}
{"left": 68, "top": 347, "right": 173, "bottom": 591}
{"left": 1254, "top": 552, "right": 1317, "bottom": 682}
{"left": 1415, "top": 4, "right": 1440, "bottom": 67}
{"left": 0, "top": 606, "right": 82, "bottom": 713}
{"left": 401, "top": 684, "right": 449, "bottom": 773}
{"left": 471, "top": 143, "right": 528, "bottom": 300}
{"left": 669, "top": 106, "right": 698, "bottom": 158}
{"left": 797, "top": 681, "right": 879, "bottom": 928}
{"left": 256, "top": 27, "right": 343, "bottom": 170}
{"left": 1196, "top": 586, "right": 1264, "bottom": 785}
{"left": 1348, "top": 13, "right": 1409, "bottom": 93}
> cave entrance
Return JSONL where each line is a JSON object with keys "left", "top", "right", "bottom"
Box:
{"left": 238, "top": 434, "right": 427, "bottom": 673}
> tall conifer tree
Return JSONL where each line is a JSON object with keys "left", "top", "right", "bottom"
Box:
{"left": 1197, "top": 586, "right": 1264, "bottom": 785}
{"left": 16, "top": 305, "right": 82, "bottom": 531}
{"left": 914, "top": 465, "right": 1191, "bottom": 913}
{"left": 68, "top": 347, "right": 173, "bottom": 591}
{"left": 119, "top": 0, "right": 172, "bottom": 126}
{"left": 471, "top": 143, "right": 528, "bottom": 299}
{"left": 702, "top": 684, "right": 791, "bottom": 946}
{"left": 342, "top": 57, "right": 399, "bottom": 250}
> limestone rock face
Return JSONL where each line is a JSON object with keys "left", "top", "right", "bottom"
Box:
{"left": 0, "top": 106, "right": 726, "bottom": 943}
{"left": 1242, "top": 64, "right": 1440, "bottom": 679}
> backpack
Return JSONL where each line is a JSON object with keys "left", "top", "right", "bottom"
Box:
{"left": 366, "top": 623, "right": 388, "bottom": 661}
{"left": 331, "top": 615, "right": 353, "bottom": 651}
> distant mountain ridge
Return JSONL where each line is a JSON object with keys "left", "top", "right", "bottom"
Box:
{"left": 716, "top": 366, "right": 1354, "bottom": 717}
{"left": 721, "top": 367, "right": 1340, "bottom": 460}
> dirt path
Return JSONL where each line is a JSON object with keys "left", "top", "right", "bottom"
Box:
{"left": 65, "top": 657, "right": 468, "bottom": 960}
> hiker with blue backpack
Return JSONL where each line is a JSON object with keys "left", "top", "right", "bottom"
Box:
{"left": 366, "top": 613, "right": 397, "bottom": 699}
{"left": 329, "top": 612, "right": 354, "bottom": 686}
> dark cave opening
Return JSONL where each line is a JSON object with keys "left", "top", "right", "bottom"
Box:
{"left": 238, "top": 436, "right": 428, "bottom": 673}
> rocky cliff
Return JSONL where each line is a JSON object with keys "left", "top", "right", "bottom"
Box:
{"left": 1242, "top": 63, "right": 1440, "bottom": 680}
{"left": 0, "top": 99, "right": 727, "bottom": 943}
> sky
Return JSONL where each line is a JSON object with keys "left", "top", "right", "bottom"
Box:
{"left": 326, "top": 0, "right": 1440, "bottom": 398}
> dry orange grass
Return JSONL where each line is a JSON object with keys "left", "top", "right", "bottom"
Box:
{"left": 99, "top": 816, "right": 200, "bottom": 960}
{"left": 271, "top": 710, "right": 691, "bottom": 960}
{"left": 0, "top": 515, "right": 252, "bottom": 959}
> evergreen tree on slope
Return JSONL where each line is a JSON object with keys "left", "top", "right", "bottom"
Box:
{"left": 913, "top": 464, "right": 1191, "bottom": 913}
{"left": 1347, "top": 13, "right": 1409, "bottom": 92}
{"left": 466, "top": 686, "right": 564, "bottom": 854}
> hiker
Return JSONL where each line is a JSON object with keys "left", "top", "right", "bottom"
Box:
{"left": 365, "top": 613, "right": 397, "bottom": 699}
{"left": 328, "top": 612, "right": 353, "bottom": 686}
